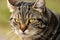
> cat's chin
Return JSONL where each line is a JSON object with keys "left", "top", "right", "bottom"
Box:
{"left": 14, "top": 29, "right": 37, "bottom": 38}
{"left": 19, "top": 33, "right": 33, "bottom": 40}
{"left": 19, "top": 30, "right": 36, "bottom": 38}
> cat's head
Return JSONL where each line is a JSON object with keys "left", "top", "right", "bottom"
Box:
{"left": 7, "top": 0, "right": 46, "bottom": 13}
{"left": 8, "top": 0, "right": 49, "bottom": 39}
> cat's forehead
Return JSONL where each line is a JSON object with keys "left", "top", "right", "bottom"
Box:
{"left": 17, "top": 2, "right": 34, "bottom": 7}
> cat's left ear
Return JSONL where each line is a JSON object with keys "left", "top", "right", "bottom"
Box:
{"left": 32, "top": 0, "right": 46, "bottom": 12}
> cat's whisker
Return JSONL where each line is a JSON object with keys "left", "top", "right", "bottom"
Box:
{"left": 6, "top": 30, "right": 14, "bottom": 36}
{"left": 6, "top": 32, "right": 16, "bottom": 40}
{"left": 10, "top": 35, "right": 17, "bottom": 40}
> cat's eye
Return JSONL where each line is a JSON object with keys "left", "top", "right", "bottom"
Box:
{"left": 29, "top": 19, "right": 36, "bottom": 23}
{"left": 15, "top": 19, "right": 20, "bottom": 23}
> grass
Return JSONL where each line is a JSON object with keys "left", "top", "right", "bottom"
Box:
{"left": 0, "top": 0, "right": 60, "bottom": 40}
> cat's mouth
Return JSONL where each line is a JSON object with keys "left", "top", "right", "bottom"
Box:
{"left": 14, "top": 29, "right": 38, "bottom": 37}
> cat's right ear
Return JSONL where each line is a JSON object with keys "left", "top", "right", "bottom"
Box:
{"left": 32, "top": 0, "right": 46, "bottom": 12}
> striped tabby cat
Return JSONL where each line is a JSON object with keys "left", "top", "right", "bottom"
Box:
{"left": 7, "top": 0, "right": 60, "bottom": 40}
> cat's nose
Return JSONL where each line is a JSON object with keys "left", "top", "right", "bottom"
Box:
{"left": 20, "top": 24, "right": 27, "bottom": 32}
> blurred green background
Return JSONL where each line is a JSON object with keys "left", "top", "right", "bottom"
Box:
{"left": 0, "top": 0, "right": 60, "bottom": 40}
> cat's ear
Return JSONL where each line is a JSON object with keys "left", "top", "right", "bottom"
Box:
{"left": 7, "top": 0, "right": 20, "bottom": 6}
{"left": 32, "top": 0, "right": 46, "bottom": 12}
{"left": 7, "top": 0, "right": 20, "bottom": 12}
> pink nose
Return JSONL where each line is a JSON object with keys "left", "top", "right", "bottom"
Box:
{"left": 20, "top": 24, "right": 27, "bottom": 32}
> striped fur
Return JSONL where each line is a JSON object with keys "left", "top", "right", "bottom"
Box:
{"left": 8, "top": 0, "right": 60, "bottom": 40}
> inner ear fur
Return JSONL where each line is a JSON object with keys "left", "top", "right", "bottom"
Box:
{"left": 32, "top": 0, "right": 46, "bottom": 12}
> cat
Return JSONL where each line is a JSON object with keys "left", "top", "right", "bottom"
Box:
{"left": 7, "top": 0, "right": 60, "bottom": 40}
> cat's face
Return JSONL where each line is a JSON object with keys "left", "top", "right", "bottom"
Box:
{"left": 8, "top": 0, "right": 48, "bottom": 39}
